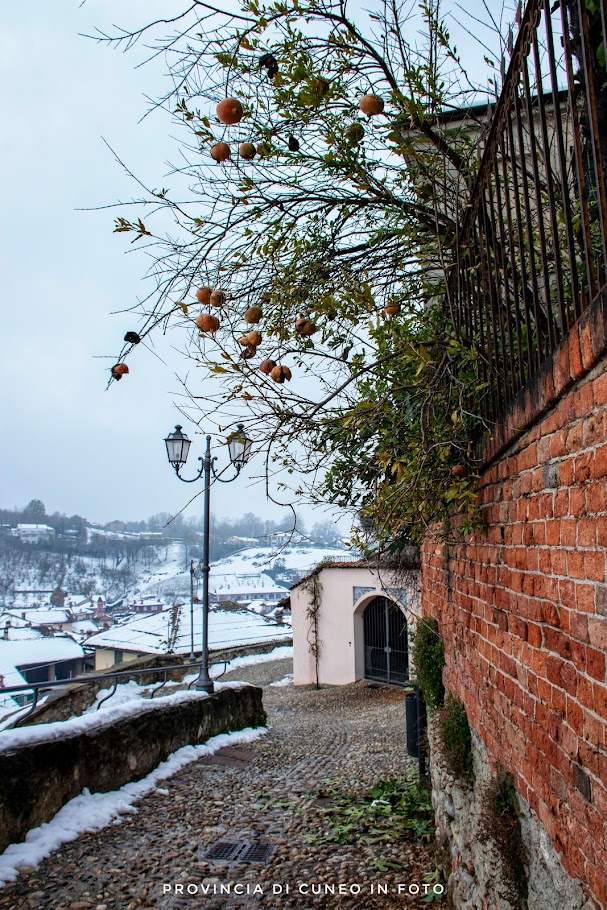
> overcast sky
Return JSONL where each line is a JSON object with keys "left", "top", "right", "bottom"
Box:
{"left": 0, "top": 1, "right": 505, "bottom": 529}
{"left": 0, "top": 0, "right": 306, "bottom": 527}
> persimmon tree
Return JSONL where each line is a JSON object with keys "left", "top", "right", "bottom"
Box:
{"left": 100, "top": 0, "right": 502, "bottom": 546}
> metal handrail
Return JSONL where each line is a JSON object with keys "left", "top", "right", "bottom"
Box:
{"left": 0, "top": 659, "right": 232, "bottom": 727}
{"left": 0, "top": 661, "right": 213, "bottom": 696}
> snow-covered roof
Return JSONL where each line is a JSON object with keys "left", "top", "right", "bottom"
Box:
{"left": 71, "top": 620, "right": 99, "bottom": 634}
{"left": 1, "top": 626, "right": 41, "bottom": 642}
{"left": 86, "top": 602, "right": 291, "bottom": 656}
{"left": 0, "top": 611, "right": 31, "bottom": 629}
{"left": 21, "top": 609, "right": 72, "bottom": 625}
{"left": 16, "top": 524, "right": 55, "bottom": 532}
{"left": 210, "top": 572, "right": 288, "bottom": 596}
{"left": 0, "top": 637, "right": 85, "bottom": 687}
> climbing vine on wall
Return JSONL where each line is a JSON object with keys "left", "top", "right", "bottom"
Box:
{"left": 301, "top": 572, "right": 323, "bottom": 688}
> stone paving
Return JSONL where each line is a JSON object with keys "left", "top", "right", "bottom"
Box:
{"left": 0, "top": 659, "right": 442, "bottom": 910}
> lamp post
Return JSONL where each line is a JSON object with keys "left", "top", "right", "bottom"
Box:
{"left": 190, "top": 559, "right": 203, "bottom": 660}
{"left": 164, "top": 424, "right": 252, "bottom": 692}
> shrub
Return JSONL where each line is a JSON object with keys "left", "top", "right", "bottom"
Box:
{"left": 437, "top": 694, "right": 474, "bottom": 782}
{"left": 412, "top": 617, "right": 445, "bottom": 710}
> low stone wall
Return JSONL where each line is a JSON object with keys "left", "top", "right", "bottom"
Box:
{"left": 0, "top": 685, "right": 265, "bottom": 853}
{"left": 17, "top": 638, "right": 291, "bottom": 727}
{"left": 429, "top": 721, "right": 595, "bottom": 910}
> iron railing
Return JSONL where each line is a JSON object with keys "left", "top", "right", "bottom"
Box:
{"left": 447, "top": 0, "right": 607, "bottom": 424}
{"left": 0, "top": 660, "right": 230, "bottom": 728}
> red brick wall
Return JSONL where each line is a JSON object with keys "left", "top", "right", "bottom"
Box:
{"left": 422, "top": 341, "right": 607, "bottom": 907}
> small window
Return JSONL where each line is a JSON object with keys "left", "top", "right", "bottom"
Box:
{"left": 114, "top": 650, "right": 124, "bottom": 664}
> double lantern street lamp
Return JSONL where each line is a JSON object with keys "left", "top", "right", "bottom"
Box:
{"left": 164, "top": 424, "right": 253, "bottom": 693}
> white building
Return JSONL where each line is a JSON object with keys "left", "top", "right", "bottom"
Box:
{"left": 210, "top": 572, "right": 288, "bottom": 604}
{"left": 290, "top": 559, "right": 420, "bottom": 687}
{"left": 14, "top": 524, "right": 55, "bottom": 544}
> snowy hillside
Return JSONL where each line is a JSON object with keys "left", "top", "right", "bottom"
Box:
{"left": 133, "top": 541, "right": 354, "bottom": 598}
{"left": 0, "top": 531, "right": 355, "bottom": 606}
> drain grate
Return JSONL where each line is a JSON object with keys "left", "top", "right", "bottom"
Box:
{"left": 205, "top": 842, "right": 244, "bottom": 861}
{"left": 241, "top": 844, "right": 274, "bottom": 863}
{"left": 204, "top": 841, "right": 275, "bottom": 864}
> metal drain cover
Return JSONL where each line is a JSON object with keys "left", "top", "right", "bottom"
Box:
{"left": 204, "top": 842, "right": 275, "bottom": 864}
{"left": 241, "top": 844, "right": 274, "bottom": 863}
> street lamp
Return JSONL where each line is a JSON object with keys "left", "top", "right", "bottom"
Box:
{"left": 163, "top": 423, "right": 252, "bottom": 692}
{"left": 190, "top": 559, "right": 203, "bottom": 660}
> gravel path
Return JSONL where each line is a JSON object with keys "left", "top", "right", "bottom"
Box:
{"left": 0, "top": 658, "right": 443, "bottom": 910}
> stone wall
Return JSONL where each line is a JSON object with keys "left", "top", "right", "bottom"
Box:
{"left": 429, "top": 722, "right": 595, "bottom": 910}
{"left": 421, "top": 292, "right": 607, "bottom": 909}
{"left": 0, "top": 685, "right": 265, "bottom": 853}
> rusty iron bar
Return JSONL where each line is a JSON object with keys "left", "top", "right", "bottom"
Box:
{"left": 447, "top": 0, "right": 607, "bottom": 427}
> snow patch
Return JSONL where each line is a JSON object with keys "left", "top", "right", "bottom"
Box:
{"left": 0, "top": 726, "right": 267, "bottom": 886}
{"left": 269, "top": 674, "right": 293, "bottom": 687}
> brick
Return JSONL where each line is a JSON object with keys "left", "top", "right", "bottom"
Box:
{"left": 588, "top": 617, "right": 607, "bottom": 650}
{"left": 578, "top": 311, "right": 595, "bottom": 370}
{"left": 588, "top": 289, "right": 607, "bottom": 365}
{"left": 596, "top": 585, "right": 607, "bottom": 617}
{"left": 573, "top": 382, "right": 595, "bottom": 421}
{"left": 577, "top": 517, "right": 596, "bottom": 547}
{"left": 546, "top": 655, "right": 577, "bottom": 695}
{"left": 566, "top": 421, "right": 584, "bottom": 453}
{"left": 569, "top": 486, "right": 586, "bottom": 515}
{"left": 527, "top": 622, "right": 543, "bottom": 648}
{"left": 553, "top": 341, "right": 573, "bottom": 398}
{"left": 594, "top": 683, "right": 607, "bottom": 721}
{"left": 554, "top": 489, "right": 570, "bottom": 517}
{"left": 569, "top": 612, "right": 589, "bottom": 642}
{"left": 586, "top": 482, "right": 606, "bottom": 513}
{"left": 551, "top": 549, "right": 567, "bottom": 576}
{"left": 577, "top": 583, "right": 598, "bottom": 614}
{"left": 550, "top": 430, "right": 568, "bottom": 459}
{"left": 541, "top": 601, "right": 561, "bottom": 627}
{"left": 574, "top": 451, "right": 594, "bottom": 483}
{"left": 566, "top": 550, "right": 586, "bottom": 580}
{"left": 569, "top": 327, "right": 585, "bottom": 380}
{"left": 593, "top": 370, "right": 607, "bottom": 407}
{"left": 560, "top": 519, "right": 577, "bottom": 547}
{"left": 592, "top": 443, "right": 607, "bottom": 479}
{"left": 583, "top": 411, "right": 604, "bottom": 447}
{"left": 585, "top": 552, "right": 606, "bottom": 583}
{"left": 585, "top": 646, "right": 606, "bottom": 682}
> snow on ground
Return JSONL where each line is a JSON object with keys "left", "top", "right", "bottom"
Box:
{"left": 0, "top": 688, "right": 226, "bottom": 752}
{"left": 84, "top": 645, "right": 294, "bottom": 713}
{"left": 132, "top": 541, "right": 190, "bottom": 597}
{"left": 220, "top": 645, "right": 292, "bottom": 672}
{"left": 0, "top": 645, "right": 292, "bottom": 734}
{"left": 0, "top": 725, "right": 267, "bottom": 887}
{"left": 269, "top": 674, "right": 293, "bottom": 687}
{"left": 212, "top": 544, "right": 353, "bottom": 575}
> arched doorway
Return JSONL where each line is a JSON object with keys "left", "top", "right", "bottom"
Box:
{"left": 363, "top": 596, "right": 408, "bottom": 685}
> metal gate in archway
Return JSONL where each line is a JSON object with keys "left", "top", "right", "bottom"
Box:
{"left": 363, "top": 596, "right": 408, "bottom": 685}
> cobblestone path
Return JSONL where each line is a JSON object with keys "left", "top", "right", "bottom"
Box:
{"left": 0, "top": 659, "right": 441, "bottom": 910}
